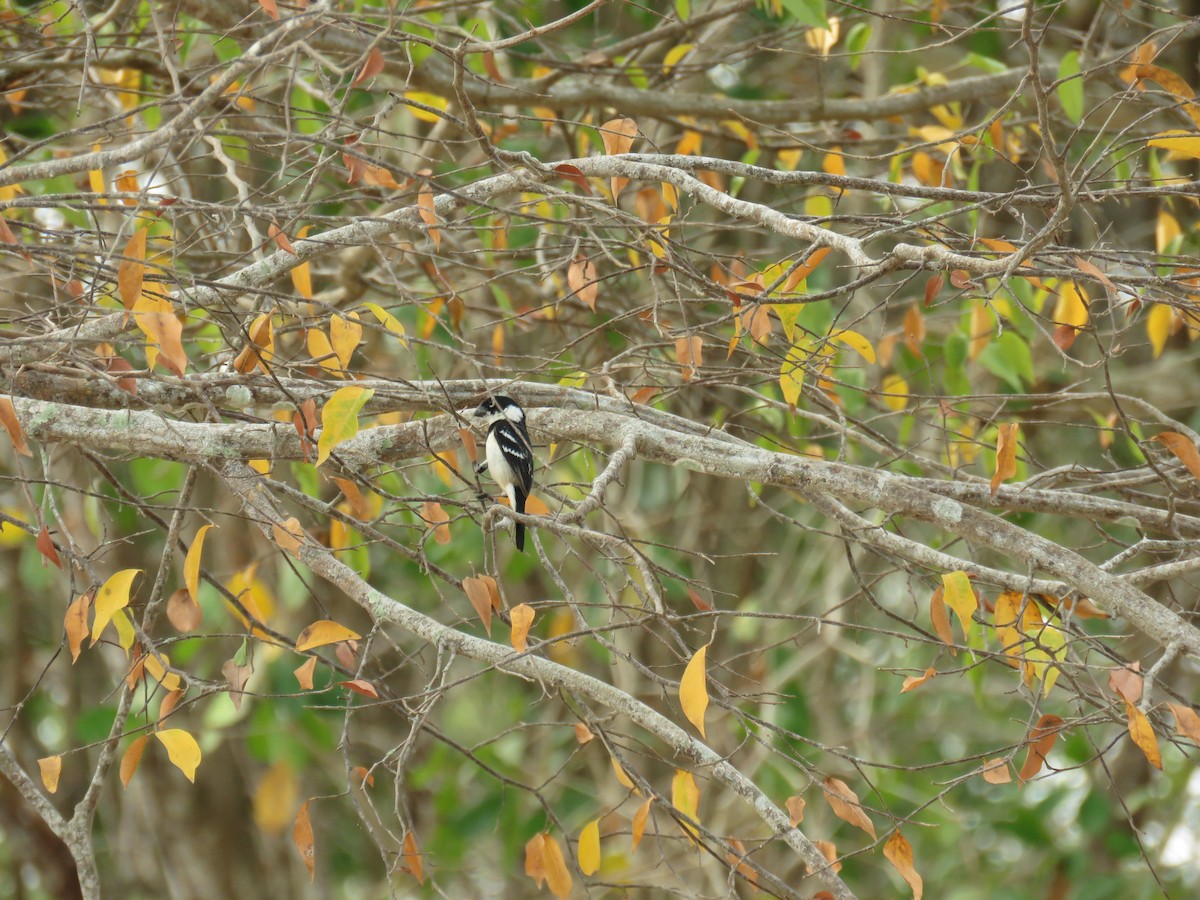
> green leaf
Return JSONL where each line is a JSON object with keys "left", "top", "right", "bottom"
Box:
{"left": 978, "top": 330, "right": 1034, "bottom": 391}
{"left": 1057, "top": 51, "right": 1083, "bottom": 124}
{"left": 675, "top": 0, "right": 690, "bottom": 20}
{"left": 845, "top": 23, "right": 871, "bottom": 72}
{"left": 317, "top": 386, "right": 375, "bottom": 466}
{"left": 779, "top": 0, "right": 827, "bottom": 28}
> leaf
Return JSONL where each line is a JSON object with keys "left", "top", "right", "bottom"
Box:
{"left": 611, "top": 755, "right": 636, "bottom": 790}
{"left": 900, "top": 667, "right": 937, "bottom": 693}
{"left": 329, "top": 313, "right": 363, "bottom": 370}
{"left": 0, "top": 397, "right": 31, "bottom": 456}
{"left": 674, "top": 335, "right": 703, "bottom": 381}
{"left": 296, "top": 620, "right": 362, "bottom": 652}
{"left": 38, "top": 755, "right": 62, "bottom": 793}
{"left": 401, "top": 831, "right": 425, "bottom": 884}
{"left": 786, "top": 795, "right": 806, "bottom": 825}
{"left": 133, "top": 297, "right": 187, "bottom": 376}
{"left": 632, "top": 796, "right": 652, "bottom": 851}
{"left": 924, "top": 273, "right": 944, "bottom": 306}
{"left": 779, "top": 0, "right": 828, "bottom": 28}
{"left": 167, "top": 588, "right": 202, "bottom": 633}
{"left": 418, "top": 183, "right": 440, "bottom": 250}
{"left": 601, "top": 117, "right": 638, "bottom": 199}
{"left": 662, "top": 43, "right": 695, "bottom": 75}
{"left": 671, "top": 769, "right": 701, "bottom": 841}
{"left": 338, "top": 679, "right": 379, "bottom": 698}
{"left": 830, "top": 329, "right": 875, "bottom": 363}
{"left": 525, "top": 833, "right": 548, "bottom": 888}
{"left": 352, "top": 46, "right": 385, "bottom": 87}
{"left": 294, "top": 800, "right": 315, "bottom": 880}
{"left": 567, "top": 256, "right": 599, "bottom": 310}
{"left": 118, "top": 228, "right": 147, "bottom": 308}
{"left": 884, "top": 831, "right": 924, "bottom": 900}
{"left": 252, "top": 761, "right": 298, "bottom": 837}
{"left": 578, "top": 819, "right": 601, "bottom": 876}
{"left": 552, "top": 164, "right": 592, "bottom": 194}
{"left": 463, "top": 575, "right": 501, "bottom": 636}
{"left": 364, "top": 303, "right": 409, "bottom": 348}
{"left": 185, "top": 524, "right": 213, "bottom": 603}
{"left": 1018, "top": 714, "right": 1064, "bottom": 784}
{"left": 112, "top": 609, "right": 136, "bottom": 655}
{"left": 929, "top": 586, "right": 954, "bottom": 648}
{"left": 1125, "top": 700, "right": 1162, "bottom": 769}
{"left": 155, "top": 729, "right": 202, "bottom": 782}
{"left": 120, "top": 735, "right": 147, "bottom": 787}
{"left": 1168, "top": 703, "right": 1200, "bottom": 744}
{"left": 981, "top": 758, "right": 1011, "bottom": 784}
{"left": 317, "top": 387, "right": 375, "bottom": 466}
{"left": 421, "top": 500, "right": 451, "bottom": 545}
{"left": 1154, "top": 431, "right": 1200, "bottom": 480}
{"left": 990, "top": 422, "right": 1019, "bottom": 497}
{"left": 65, "top": 591, "right": 92, "bottom": 662}
{"left": 91, "top": 569, "right": 141, "bottom": 644}
{"left": 403, "top": 92, "right": 449, "bottom": 124}
{"left": 1147, "top": 304, "right": 1174, "bottom": 358}
{"left": 0, "top": 215, "right": 31, "bottom": 264}
{"left": 541, "top": 834, "right": 573, "bottom": 899}
{"left": 1107, "top": 664, "right": 1143, "bottom": 703}
{"left": 679, "top": 644, "right": 710, "bottom": 738}
{"left": 510, "top": 603, "right": 535, "bottom": 653}
{"left": 1147, "top": 131, "right": 1200, "bottom": 159}
{"left": 294, "top": 656, "right": 318, "bottom": 690}
{"left": 1053, "top": 280, "right": 1089, "bottom": 328}
{"left": 257, "top": 0, "right": 279, "bottom": 20}
{"left": 880, "top": 374, "right": 909, "bottom": 411}
{"left": 822, "top": 776, "right": 876, "bottom": 839}
{"left": 1057, "top": 51, "right": 1083, "bottom": 123}
{"left": 941, "top": 571, "right": 977, "bottom": 640}
{"left": 291, "top": 227, "right": 313, "bottom": 298}
{"left": 233, "top": 311, "right": 275, "bottom": 375}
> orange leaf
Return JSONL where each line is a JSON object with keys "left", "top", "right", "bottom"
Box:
{"left": 1154, "top": 431, "right": 1200, "bottom": 480}
{"left": 294, "top": 800, "right": 315, "bottom": 880}
{"left": 233, "top": 311, "right": 275, "bottom": 375}
{"left": 167, "top": 588, "right": 202, "bottom": 633}
{"left": 133, "top": 299, "right": 187, "bottom": 376}
{"left": 257, "top": 0, "right": 279, "bottom": 20}
{"left": 525, "top": 833, "right": 547, "bottom": 888}
{"left": 541, "top": 834, "right": 573, "bottom": 899}
{"left": 675, "top": 335, "right": 703, "bottom": 381}
{"left": 524, "top": 493, "right": 550, "bottom": 516}
{"left": 981, "top": 758, "right": 1011, "bottom": 784}
{"left": 402, "top": 831, "right": 425, "bottom": 884}
{"left": 679, "top": 644, "right": 710, "bottom": 738}
{"left": 64, "top": 591, "right": 92, "bottom": 662}
{"left": 883, "top": 831, "right": 923, "bottom": 900}
{"left": 553, "top": 164, "right": 591, "bottom": 193}
{"left": 0, "top": 215, "right": 31, "bottom": 265}
{"left": 600, "top": 117, "right": 638, "bottom": 156}
{"left": 338, "top": 679, "right": 379, "bottom": 698}
{"left": 272, "top": 517, "right": 306, "bottom": 555}
{"left": 510, "top": 603, "right": 535, "bottom": 653}
{"left": 0, "top": 397, "right": 31, "bottom": 456}
{"left": 420, "top": 500, "right": 450, "bottom": 544}
{"left": 268, "top": 222, "right": 295, "bottom": 254}
{"left": 821, "top": 776, "right": 876, "bottom": 839}
{"left": 463, "top": 575, "right": 499, "bottom": 635}
{"left": 574, "top": 723, "right": 594, "bottom": 744}
{"left": 1073, "top": 255, "right": 1115, "bottom": 293}
{"left": 990, "top": 422, "right": 1019, "bottom": 497}
{"left": 929, "top": 586, "right": 954, "bottom": 648}
{"left": 294, "top": 656, "right": 318, "bottom": 690}
{"left": 120, "top": 735, "right": 147, "bottom": 788}
{"left": 1018, "top": 714, "right": 1064, "bottom": 783}
{"left": 567, "top": 256, "right": 599, "bottom": 310}
{"left": 631, "top": 796, "right": 652, "bottom": 851}
{"left": 117, "top": 228, "right": 147, "bottom": 309}
{"left": 900, "top": 667, "right": 937, "bottom": 693}
{"left": 38, "top": 755, "right": 62, "bottom": 793}
{"left": 418, "top": 183, "right": 440, "bottom": 250}
{"left": 352, "top": 47, "right": 385, "bottom": 87}
{"left": 296, "top": 619, "right": 362, "bottom": 652}
{"left": 1125, "top": 700, "right": 1162, "bottom": 769}
{"left": 1168, "top": 703, "right": 1200, "bottom": 744}
{"left": 786, "top": 795, "right": 806, "bottom": 825}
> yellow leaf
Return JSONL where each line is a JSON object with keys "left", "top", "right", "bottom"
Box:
{"left": 941, "top": 571, "right": 977, "bottom": 640}
{"left": 1157, "top": 210, "right": 1181, "bottom": 254}
{"left": 364, "top": 303, "right": 409, "bottom": 348}
{"left": 185, "top": 524, "right": 213, "bottom": 603}
{"left": 611, "top": 754, "right": 636, "bottom": 791}
{"left": 510, "top": 603, "right": 535, "bottom": 653}
{"left": 780, "top": 344, "right": 806, "bottom": 407}
{"left": 112, "top": 609, "right": 135, "bottom": 654}
{"left": 38, "top": 755, "right": 62, "bottom": 793}
{"left": 295, "top": 619, "right": 362, "bottom": 652}
{"left": 88, "top": 143, "right": 107, "bottom": 203}
{"left": 291, "top": 226, "right": 313, "bottom": 298}
{"left": 143, "top": 651, "right": 181, "bottom": 692}
{"left": 679, "top": 644, "right": 710, "bottom": 738}
{"left": 823, "top": 150, "right": 846, "bottom": 176}
{"left": 822, "top": 776, "right": 876, "bottom": 839}
{"left": 881, "top": 374, "right": 909, "bottom": 411}
{"left": 578, "top": 819, "right": 601, "bottom": 876}
{"left": 661, "top": 43, "right": 694, "bottom": 75}
{"left": 329, "top": 313, "right": 363, "bottom": 370}
{"left": 830, "top": 329, "right": 875, "bottom": 363}
{"left": 307, "top": 328, "right": 342, "bottom": 375}
{"left": 671, "top": 769, "right": 700, "bottom": 841}
{"left": 1126, "top": 700, "right": 1162, "bottom": 769}
{"left": 1053, "top": 281, "right": 1089, "bottom": 328}
{"left": 1147, "top": 131, "right": 1200, "bottom": 159}
{"left": 253, "top": 761, "right": 298, "bottom": 835}
{"left": 1147, "top": 304, "right": 1174, "bottom": 357}
{"left": 155, "top": 728, "right": 202, "bottom": 782}
{"left": 91, "top": 569, "right": 142, "bottom": 644}
{"left": 403, "top": 91, "right": 448, "bottom": 123}
{"left": 884, "top": 831, "right": 924, "bottom": 900}
{"left": 317, "top": 387, "right": 375, "bottom": 466}
{"left": 632, "top": 796, "right": 652, "bottom": 851}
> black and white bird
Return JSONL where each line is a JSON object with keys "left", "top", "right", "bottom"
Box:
{"left": 473, "top": 395, "right": 534, "bottom": 551}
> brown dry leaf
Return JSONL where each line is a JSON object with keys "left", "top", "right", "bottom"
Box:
{"left": 421, "top": 500, "right": 450, "bottom": 545}
{"left": 900, "top": 667, "right": 937, "bottom": 693}
{"left": 118, "top": 228, "right": 147, "bottom": 308}
{"left": 1154, "top": 431, "right": 1200, "bottom": 480}
{"left": 65, "top": 591, "right": 92, "bottom": 663}
{"left": 600, "top": 117, "right": 638, "bottom": 200}
{"left": 38, "top": 755, "right": 62, "bottom": 793}
{"left": 120, "top": 735, "right": 147, "bottom": 788}
{"left": 574, "top": 723, "right": 594, "bottom": 745}
{"left": 679, "top": 644, "right": 710, "bottom": 738}
{"left": 675, "top": 335, "right": 703, "bottom": 381}
{"left": 417, "top": 183, "right": 440, "bottom": 250}
{"left": 510, "top": 603, "right": 535, "bottom": 653}
{"left": 1053, "top": 323, "right": 1078, "bottom": 351}
{"left": 294, "top": 656, "right": 318, "bottom": 690}
{"left": 1126, "top": 64, "right": 1200, "bottom": 129}
{"left": 268, "top": 221, "right": 295, "bottom": 255}
{"left": 166, "top": 588, "right": 202, "bottom": 633}
{"left": 524, "top": 833, "right": 547, "bottom": 888}
{"left": 1125, "top": 700, "right": 1162, "bottom": 769}
{"left": 339, "top": 678, "right": 379, "bottom": 698}
{"left": 786, "top": 795, "right": 806, "bottom": 825}
{"left": 746, "top": 303, "right": 773, "bottom": 344}
{"left": 883, "top": 831, "right": 923, "bottom": 900}
{"left": 1018, "top": 714, "right": 1064, "bottom": 783}
{"left": 336, "top": 642, "right": 356, "bottom": 669}
{"left": 296, "top": 619, "right": 362, "bottom": 652}
{"left": 158, "top": 689, "right": 184, "bottom": 723}
{"left": 725, "top": 837, "right": 758, "bottom": 889}
{"left": 463, "top": 575, "right": 495, "bottom": 636}
{"left": 1108, "top": 664, "right": 1143, "bottom": 703}
{"left": 133, "top": 299, "right": 187, "bottom": 376}
{"left": 0, "top": 397, "right": 31, "bottom": 456}
{"left": 233, "top": 311, "right": 275, "bottom": 375}
{"left": 329, "top": 313, "right": 363, "bottom": 370}
{"left": 552, "top": 163, "right": 591, "bottom": 194}
{"left": 981, "top": 758, "right": 1012, "bottom": 784}
{"left": 567, "top": 256, "right": 599, "bottom": 310}
{"left": 924, "top": 273, "right": 943, "bottom": 307}
{"left": 352, "top": 46, "right": 385, "bottom": 87}
{"left": 929, "top": 586, "right": 954, "bottom": 649}
{"left": 991, "top": 422, "right": 1019, "bottom": 496}
{"left": 822, "top": 776, "right": 876, "bottom": 839}
{"left": 402, "top": 831, "right": 425, "bottom": 885}
{"left": 541, "top": 834, "right": 573, "bottom": 899}
{"left": 272, "top": 517, "right": 306, "bottom": 556}
{"left": 903, "top": 304, "right": 926, "bottom": 354}
{"left": 1073, "top": 255, "right": 1116, "bottom": 293}
{"left": 631, "top": 796, "right": 653, "bottom": 851}
{"left": 223, "top": 659, "right": 251, "bottom": 711}
{"left": 1167, "top": 703, "right": 1200, "bottom": 743}
{"left": 294, "top": 800, "right": 315, "bottom": 880}
{"left": 809, "top": 840, "right": 842, "bottom": 874}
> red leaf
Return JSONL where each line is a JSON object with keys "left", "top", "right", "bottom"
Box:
{"left": 36, "top": 526, "right": 61, "bottom": 568}
{"left": 553, "top": 164, "right": 592, "bottom": 194}
{"left": 352, "top": 47, "right": 385, "bottom": 87}
{"left": 923, "top": 273, "right": 944, "bottom": 307}
{"left": 1052, "top": 323, "right": 1077, "bottom": 350}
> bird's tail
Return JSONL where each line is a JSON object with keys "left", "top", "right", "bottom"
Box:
{"left": 514, "top": 488, "right": 527, "bottom": 552}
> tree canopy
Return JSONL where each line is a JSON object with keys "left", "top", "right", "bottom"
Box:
{"left": 2, "top": 0, "right": 1200, "bottom": 897}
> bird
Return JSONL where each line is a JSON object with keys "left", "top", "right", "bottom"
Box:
{"left": 473, "top": 395, "right": 534, "bottom": 551}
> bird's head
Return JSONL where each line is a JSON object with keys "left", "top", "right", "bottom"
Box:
{"left": 473, "top": 394, "right": 525, "bottom": 426}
